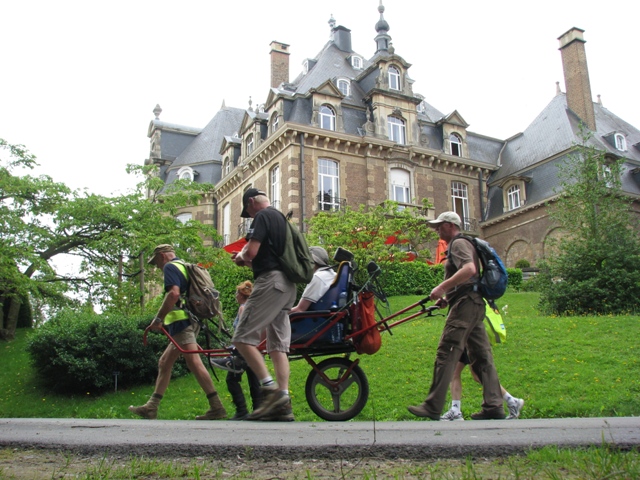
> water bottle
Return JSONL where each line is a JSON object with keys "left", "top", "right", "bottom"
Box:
{"left": 330, "top": 301, "right": 338, "bottom": 311}
{"left": 338, "top": 290, "right": 348, "bottom": 308}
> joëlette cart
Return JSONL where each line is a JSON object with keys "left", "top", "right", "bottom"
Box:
{"left": 143, "top": 249, "right": 442, "bottom": 421}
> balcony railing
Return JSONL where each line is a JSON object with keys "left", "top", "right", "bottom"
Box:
{"left": 317, "top": 194, "right": 346, "bottom": 213}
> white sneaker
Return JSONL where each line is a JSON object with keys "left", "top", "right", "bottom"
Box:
{"left": 506, "top": 398, "right": 525, "bottom": 419}
{"left": 440, "top": 409, "right": 464, "bottom": 421}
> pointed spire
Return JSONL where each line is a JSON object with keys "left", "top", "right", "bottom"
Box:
{"left": 221, "top": 99, "right": 226, "bottom": 109}
{"left": 248, "top": 96, "right": 253, "bottom": 112}
{"left": 328, "top": 13, "right": 336, "bottom": 30}
{"left": 374, "top": 0, "right": 392, "bottom": 54}
{"left": 555, "top": 81, "right": 561, "bottom": 95}
{"left": 153, "top": 104, "right": 162, "bottom": 119}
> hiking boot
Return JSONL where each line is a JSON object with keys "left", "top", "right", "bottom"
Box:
{"left": 470, "top": 409, "right": 506, "bottom": 420}
{"left": 209, "top": 355, "right": 246, "bottom": 374}
{"left": 260, "top": 400, "right": 295, "bottom": 422}
{"left": 128, "top": 404, "right": 157, "bottom": 420}
{"left": 407, "top": 403, "right": 440, "bottom": 420}
{"left": 440, "top": 409, "right": 464, "bottom": 421}
{"left": 195, "top": 405, "right": 227, "bottom": 420}
{"left": 506, "top": 398, "right": 525, "bottom": 419}
{"left": 230, "top": 411, "right": 249, "bottom": 421}
{"left": 246, "top": 385, "right": 289, "bottom": 420}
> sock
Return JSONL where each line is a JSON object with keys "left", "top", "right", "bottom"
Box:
{"left": 148, "top": 392, "right": 163, "bottom": 407}
{"left": 282, "top": 389, "right": 289, "bottom": 396}
{"left": 451, "top": 400, "right": 461, "bottom": 412}
{"left": 260, "top": 376, "right": 274, "bottom": 387}
{"left": 206, "top": 391, "right": 219, "bottom": 400}
{"left": 503, "top": 392, "right": 514, "bottom": 403}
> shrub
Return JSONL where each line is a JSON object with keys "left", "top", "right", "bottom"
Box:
{"left": 26, "top": 310, "right": 187, "bottom": 394}
{"left": 507, "top": 268, "right": 523, "bottom": 291}
{"left": 515, "top": 259, "right": 530, "bottom": 269}
{"left": 377, "top": 261, "right": 444, "bottom": 297}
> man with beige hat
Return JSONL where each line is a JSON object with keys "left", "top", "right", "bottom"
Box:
{"left": 129, "top": 244, "right": 227, "bottom": 420}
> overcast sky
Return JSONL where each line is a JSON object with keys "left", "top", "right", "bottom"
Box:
{"left": 2, "top": 0, "right": 638, "bottom": 196}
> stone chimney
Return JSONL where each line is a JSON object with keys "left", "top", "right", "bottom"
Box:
{"left": 270, "top": 41, "right": 290, "bottom": 89}
{"left": 558, "top": 27, "right": 596, "bottom": 131}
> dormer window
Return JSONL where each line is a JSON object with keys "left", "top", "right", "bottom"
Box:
{"left": 507, "top": 185, "right": 521, "bottom": 210}
{"left": 337, "top": 78, "right": 350, "bottom": 96}
{"left": 177, "top": 166, "right": 194, "bottom": 181}
{"left": 449, "top": 133, "right": 463, "bottom": 157}
{"left": 319, "top": 105, "right": 336, "bottom": 131}
{"left": 303, "top": 60, "right": 309, "bottom": 74}
{"left": 417, "top": 101, "right": 426, "bottom": 114}
{"left": 246, "top": 134, "right": 254, "bottom": 155}
{"left": 271, "top": 113, "right": 279, "bottom": 133}
{"left": 615, "top": 133, "right": 627, "bottom": 151}
{"left": 351, "top": 56, "right": 363, "bottom": 69}
{"left": 387, "top": 116, "right": 406, "bottom": 144}
{"left": 388, "top": 66, "right": 400, "bottom": 91}
{"left": 223, "top": 156, "right": 231, "bottom": 176}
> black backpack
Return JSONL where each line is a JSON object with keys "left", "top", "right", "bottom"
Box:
{"left": 170, "top": 260, "right": 224, "bottom": 322}
{"left": 448, "top": 235, "right": 508, "bottom": 300}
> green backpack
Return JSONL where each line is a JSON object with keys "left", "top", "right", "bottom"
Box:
{"left": 271, "top": 212, "right": 314, "bottom": 284}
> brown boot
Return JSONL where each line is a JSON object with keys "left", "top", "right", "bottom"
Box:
{"left": 129, "top": 393, "right": 161, "bottom": 419}
{"left": 196, "top": 392, "right": 227, "bottom": 420}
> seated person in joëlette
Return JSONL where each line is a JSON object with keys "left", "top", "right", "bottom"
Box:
{"left": 289, "top": 247, "right": 337, "bottom": 314}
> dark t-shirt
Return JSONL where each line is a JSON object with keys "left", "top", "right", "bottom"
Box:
{"left": 163, "top": 258, "right": 190, "bottom": 336}
{"left": 246, "top": 206, "right": 287, "bottom": 278}
{"left": 445, "top": 236, "right": 479, "bottom": 304}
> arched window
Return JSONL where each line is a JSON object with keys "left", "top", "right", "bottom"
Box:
{"left": 177, "top": 166, "right": 194, "bottom": 181}
{"left": 451, "top": 182, "right": 469, "bottom": 229}
{"left": 615, "top": 133, "right": 627, "bottom": 151}
{"left": 318, "top": 159, "right": 340, "bottom": 211}
{"left": 337, "top": 79, "right": 350, "bottom": 96}
{"left": 388, "top": 66, "right": 400, "bottom": 90}
{"left": 175, "top": 212, "right": 192, "bottom": 224}
{"left": 271, "top": 113, "right": 279, "bottom": 134}
{"left": 351, "top": 56, "right": 363, "bottom": 69}
{"left": 270, "top": 165, "right": 281, "bottom": 211}
{"left": 507, "top": 185, "right": 521, "bottom": 210}
{"left": 223, "top": 157, "right": 231, "bottom": 176}
{"left": 319, "top": 105, "right": 336, "bottom": 131}
{"left": 246, "top": 134, "right": 254, "bottom": 155}
{"left": 387, "top": 116, "right": 406, "bottom": 144}
{"left": 390, "top": 168, "right": 411, "bottom": 205}
{"left": 450, "top": 133, "right": 463, "bottom": 157}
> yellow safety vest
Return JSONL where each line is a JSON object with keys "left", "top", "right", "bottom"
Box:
{"left": 163, "top": 261, "right": 189, "bottom": 325}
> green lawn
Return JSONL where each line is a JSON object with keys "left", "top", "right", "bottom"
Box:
{"left": 1, "top": 292, "right": 638, "bottom": 421}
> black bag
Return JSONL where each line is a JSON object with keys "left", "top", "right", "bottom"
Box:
{"left": 270, "top": 212, "right": 314, "bottom": 284}
{"left": 448, "top": 235, "right": 508, "bottom": 300}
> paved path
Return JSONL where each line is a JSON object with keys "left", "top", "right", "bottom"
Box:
{"left": 1, "top": 417, "right": 639, "bottom": 459}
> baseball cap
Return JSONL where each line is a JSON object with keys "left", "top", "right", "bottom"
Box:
{"left": 428, "top": 212, "right": 461, "bottom": 228}
{"left": 147, "top": 244, "right": 174, "bottom": 264}
{"left": 241, "top": 188, "right": 267, "bottom": 218}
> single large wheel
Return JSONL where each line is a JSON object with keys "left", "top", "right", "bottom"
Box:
{"left": 305, "top": 357, "right": 369, "bottom": 421}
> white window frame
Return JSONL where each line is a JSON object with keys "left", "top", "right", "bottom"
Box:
{"left": 337, "top": 78, "right": 350, "bottom": 96}
{"left": 451, "top": 181, "right": 470, "bottom": 230}
{"left": 271, "top": 113, "right": 279, "bottom": 134}
{"left": 615, "top": 133, "right": 627, "bottom": 151}
{"left": 223, "top": 157, "right": 231, "bottom": 176}
{"left": 450, "top": 133, "right": 463, "bottom": 157}
{"left": 388, "top": 66, "right": 400, "bottom": 90}
{"left": 507, "top": 184, "right": 521, "bottom": 210}
{"left": 222, "top": 203, "right": 231, "bottom": 246}
{"left": 351, "top": 56, "right": 363, "bottom": 69}
{"left": 246, "top": 134, "right": 254, "bottom": 155}
{"left": 318, "top": 159, "right": 340, "bottom": 211}
{"left": 177, "top": 166, "right": 194, "bottom": 181}
{"left": 390, "top": 168, "right": 411, "bottom": 206}
{"left": 387, "top": 116, "right": 406, "bottom": 144}
{"left": 270, "top": 165, "right": 281, "bottom": 211}
{"left": 319, "top": 105, "right": 336, "bottom": 131}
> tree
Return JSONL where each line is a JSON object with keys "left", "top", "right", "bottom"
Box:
{"left": 305, "top": 200, "right": 438, "bottom": 280}
{"left": 537, "top": 132, "right": 640, "bottom": 315}
{"left": 0, "top": 139, "right": 221, "bottom": 340}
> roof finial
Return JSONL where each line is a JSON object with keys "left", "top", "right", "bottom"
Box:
{"left": 374, "top": 1, "right": 391, "bottom": 53}
{"left": 555, "top": 81, "right": 561, "bottom": 95}
{"left": 328, "top": 13, "right": 336, "bottom": 30}
{"left": 597, "top": 94, "right": 602, "bottom": 106}
{"left": 153, "top": 104, "right": 162, "bottom": 119}
{"left": 248, "top": 96, "right": 253, "bottom": 112}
